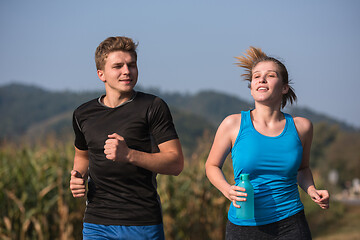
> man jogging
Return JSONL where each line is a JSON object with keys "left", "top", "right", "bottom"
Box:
{"left": 70, "top": 36, "right": 184, "bottom": 239}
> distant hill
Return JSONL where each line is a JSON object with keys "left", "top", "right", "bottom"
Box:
{"left": 161, "top": 90, "right": 254, "bottom": 126}
{"left": 0, "top": 83, "right": 215, "bottom": 153}
{"left": 147, "top": 88, "right": 357, "bottom": 131}
{"left": 0, "top": 83, "right": 357, "bottom": 150}
{"left": 0, "top": 83, "right": 100, "bottom": 141}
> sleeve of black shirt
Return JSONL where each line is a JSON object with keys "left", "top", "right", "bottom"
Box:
{"left": 72, "top": 111, "right": 88, "bottom": 150}
{"left": 148, "top": 97, "right": 179, "bottom": 145}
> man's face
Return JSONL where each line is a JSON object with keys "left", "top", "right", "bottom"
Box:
{"left": 97, "top": 51, "right": 138, "bottom": 95}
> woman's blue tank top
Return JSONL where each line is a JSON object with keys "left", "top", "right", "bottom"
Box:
{"left": 228, "top": 110, "right": 304, "bottom": 226}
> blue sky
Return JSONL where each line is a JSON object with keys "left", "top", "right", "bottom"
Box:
{"left": 1, "top": 0, "right": 359, "bottom": 128}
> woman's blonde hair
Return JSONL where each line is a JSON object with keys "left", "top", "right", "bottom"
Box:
{"left": 235, "top": 46, "right": 297, "bottom": 108}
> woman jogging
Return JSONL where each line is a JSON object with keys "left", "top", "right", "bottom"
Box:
{"left": 205, "top": 47, "right": 329, "bottom": 239}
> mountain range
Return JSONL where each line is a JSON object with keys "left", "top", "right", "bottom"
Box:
{"left": 0, "top": 83, "right": 357, "bottom": 151}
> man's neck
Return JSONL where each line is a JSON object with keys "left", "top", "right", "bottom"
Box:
{"left": 102, "top": 90, "right": 135, "bottom": 108}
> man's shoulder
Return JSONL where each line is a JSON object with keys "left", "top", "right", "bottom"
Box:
{"left": 134, "top": 91, "right": 164, "bottom": 105}
{"left": 74, "top": 97, "right": 100, "bottom": 114}
{"left": 135, "top": 91, "right": 157, "bottom": 99}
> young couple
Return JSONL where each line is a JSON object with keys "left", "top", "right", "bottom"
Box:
{"left": 70, "top": 36, "right": 329, "bottom": 240}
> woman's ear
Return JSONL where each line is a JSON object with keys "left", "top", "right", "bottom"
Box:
{"left": 282, "top": 84, "right": 289, "bottom": 95}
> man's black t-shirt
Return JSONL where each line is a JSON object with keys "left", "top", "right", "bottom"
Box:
{"left": 72, "top": 91, "right": 178, "bottom": 226}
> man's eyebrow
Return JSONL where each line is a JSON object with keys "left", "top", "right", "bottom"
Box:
{"left": 112, "top": 62, "right": 124, "bottom": 66}
{"left": 113, "top": 61, "right": 136, "bottom": 65}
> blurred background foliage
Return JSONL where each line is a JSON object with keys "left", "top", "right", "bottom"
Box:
{"left": 1, "top": 123, "right": 359, "bottom": 239}
{"left": 1, "top": 84, "right": 359, "bottom": 239}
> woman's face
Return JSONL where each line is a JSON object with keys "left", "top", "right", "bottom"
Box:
{"left": 250, "top": 61, "right": 289, "bottom": 106}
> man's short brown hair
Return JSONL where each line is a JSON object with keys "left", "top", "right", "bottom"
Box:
{"left": 95, "top": 36, "right": 138, "bottom": 70}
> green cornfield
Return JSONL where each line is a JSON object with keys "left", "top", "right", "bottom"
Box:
{"left": 0, "top": 140, "right": 85, "bottom": 240}
{"left": 0, "top": 138, "right": 357, "bottom": 240}
{"left": 0, "top": 137, "right": 231, "bottom": 240}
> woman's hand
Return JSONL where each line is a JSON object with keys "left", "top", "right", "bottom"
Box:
{"left": 228, "top": 185, "right": 247, "bottom": 208}
{"left": 308, "top": 188, "right": 330, "bottom": 209}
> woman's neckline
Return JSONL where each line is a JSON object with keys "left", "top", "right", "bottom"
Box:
{"left": 248, "top": 109, "right": 288, "bottom": 138}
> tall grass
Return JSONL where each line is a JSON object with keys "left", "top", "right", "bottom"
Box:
{"left": 0, "top": 140, "right": 85, "bottom": 240}
{"left": 158, "top": 137, "right": 233, "bottom": 240}
{"left": 0, "top": 137, "right": 355, "bottom": 239}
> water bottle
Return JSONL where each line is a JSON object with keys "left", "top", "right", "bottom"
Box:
{"left": 235, "top": 173, "right": 254, "bottom": 219}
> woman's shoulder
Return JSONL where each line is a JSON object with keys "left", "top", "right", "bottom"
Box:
{"left": 221, "top": 113, "right": 242, "bottom": 128}
{"left": 216, "top": 114, "right": 242, "bottom": 143}
{"left": 293, "top": 116, "right": 312, "bottom": 129}
{"left": 292, "top": 116, "right": 313, "bottom": 140}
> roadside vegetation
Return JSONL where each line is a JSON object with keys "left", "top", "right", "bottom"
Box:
{"left": 1, "top": 122, "right": 359, "bottom": 239}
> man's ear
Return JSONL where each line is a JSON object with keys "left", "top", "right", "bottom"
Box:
{"left": 97, "top": 70, "right": 106, "bottom": 82}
